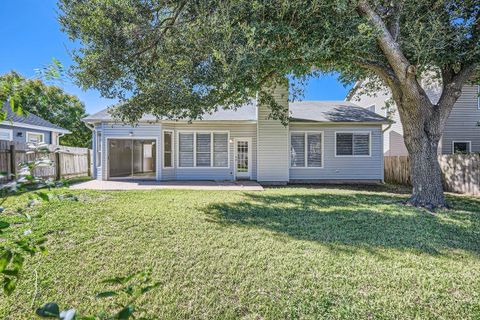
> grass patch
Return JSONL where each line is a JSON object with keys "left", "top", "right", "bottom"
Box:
{"left": 1, "top": 185, "right": 480, "bottom": 319}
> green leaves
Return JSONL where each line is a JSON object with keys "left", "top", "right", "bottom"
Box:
{"left": 115, "top": 305, "right": 134, "bottom": 319}
{"left": 0, "top": 220, "right": 10, "bottom": 233}
{"left": 36, "top": 302, "right": 61, "bottom": 317}
{"left": 95, "top": 291, "right": 118, "bottom": 298}
{"left": 0, "top": 250, "right": 12, "bottom": 273}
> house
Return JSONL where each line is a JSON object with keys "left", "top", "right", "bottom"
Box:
{"left": 347, "top": 82, "right": 480, "bottom": 155}
{"left": 83, "top": 86, "right": 389, "bottom": 183}
{"left": 0, "top": 102, "right": 71, "bottom": 144}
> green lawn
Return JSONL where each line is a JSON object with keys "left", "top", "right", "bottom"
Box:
{"left": 1, "top": 185, "right": 480, "bottom": 319}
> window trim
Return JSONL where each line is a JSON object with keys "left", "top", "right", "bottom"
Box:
{"left": 289, "top": 131, "right": 324, "bottom": 169}
{"left": 452, "top": 141, "right": 471, "bottom": 154}
{"left": 334, "top": 131, "right": 372, "bottom": 157}
{"left": 0, "top": 128, "right": 13, "bottom": 141}
{"left": 26, "top": 131, "right": 45, "bottom": 143}
{"left": 162, "top": 130, "right": 174, "bottom": 169}
{"left": 176, "top": 130, "right": 230, "bottom": 169}
{"left": 477, "top": 85, "right": 479, "bottom": 110}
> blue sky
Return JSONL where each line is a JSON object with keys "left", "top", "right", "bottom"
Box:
{"left": 0, "top": 0, "right": 352, "bottom": 115}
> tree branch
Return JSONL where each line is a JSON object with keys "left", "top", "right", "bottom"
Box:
{"left": 131, "top": 1, "right": 187, "bottom": 58}
{"left": 357, "top": 1, "right": 413, "bottom": 82}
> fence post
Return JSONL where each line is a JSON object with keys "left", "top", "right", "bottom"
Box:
{"left": 55, "top": 152, "right": 61, "bottom": 180}
{"left": 9, "top": 144, "right": 16, "bottom": 180}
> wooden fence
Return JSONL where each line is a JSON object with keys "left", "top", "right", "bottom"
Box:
{"left": 384, "top": 155, "right": 480, "bottom": 195}
{"left": 0, "top": 140, "right": 92, "bottom": 183}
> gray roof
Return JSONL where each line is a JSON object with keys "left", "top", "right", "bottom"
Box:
{"left": 289, "top": 101, "right": 389, "bottom": 122}
{"left": 2, "top": 102, "right": 70, "bottom": 133}
{"left": 83, "top": 100, "right": 389, "bottom": 124}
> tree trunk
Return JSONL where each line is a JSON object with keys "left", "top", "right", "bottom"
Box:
{"left": 399, "top": 99, "right": 447, "bottom": 210}
{"left": 407, "top": 139, "right": 445, "bottom": 209}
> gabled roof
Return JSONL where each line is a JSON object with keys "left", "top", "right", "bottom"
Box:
{"left": 1, "top": 102, "right": 71, "bottom": 133}
{"left": 83, "top": 100, "right": 389, "bottom": 124}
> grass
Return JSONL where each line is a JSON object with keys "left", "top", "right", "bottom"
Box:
{"left": 1, "top": 184, "right": 480, "bottom": 319}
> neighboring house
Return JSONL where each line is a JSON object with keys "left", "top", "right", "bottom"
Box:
{"left": 348, "top": 82, "right": 480, "bottom": 155}
{"left": 84, "top": 86, "right": 389, "bottom": 183}
{"left": 0, "top": 102, "right": 71, "bottom": 144}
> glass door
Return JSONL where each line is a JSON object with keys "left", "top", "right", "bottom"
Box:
{"left": 108, "top": 139, "right": 156, "bottom": 179}
{"left": 235, "top": 138, "right": 251, "bottom": 179}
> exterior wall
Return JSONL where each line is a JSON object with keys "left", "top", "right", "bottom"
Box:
{"left": 161, "top": 122, "right": 257, "bottom": 181}
{"left": 256, "top": 85, "right": 289, "bottom": 182}
{"left": 0, "top": 124, "right": 52, "bottom": 144}
{"left": 351, "top": 83, "right": 480, "bottom": 156}
{"left": 95, "top": 121, "right": 257, "bottom": 181}
{"left": 288, "top": 123, "right": 384, "bottom": 181}
{"left": 441, "top": 85, "right": 480, "bottom": 154}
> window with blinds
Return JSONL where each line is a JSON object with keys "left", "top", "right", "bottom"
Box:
{"left": 179, "top": 133, "right": 194, "bottom": 167}
{"left": 290, "top": 132, "right": 322, "bottom": 167}
{"left": 196, "top": 133, "right": 211, "bottom": 167}
{"left": 336, "top": 132, "right": 370, "bottom": 156}
{"left": 213, "top": 133, "right": 228, "bottom": 167}
{"left": 178, "top": 131, "right": 229, "bottom": 168}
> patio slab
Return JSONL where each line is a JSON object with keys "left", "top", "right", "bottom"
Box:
{"left": 70, "top": 179, "right": 264, "bottom": 191}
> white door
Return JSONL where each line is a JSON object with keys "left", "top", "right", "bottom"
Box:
{"left": 235, "top": 138, "right": 252, "bottom": 179}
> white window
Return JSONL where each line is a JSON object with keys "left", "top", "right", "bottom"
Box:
{"left": 178, "top": 131, "right": 229, "bottom": 168}
{"left": 163, "top": 130, "right": 173, "bottom": 168}
{"left": 96, "top": 132, "right": 102, "bottom": 166}
{"left": 26, "top": 132, "right": 44, "bottom": 143}
{"left": 452, "top": 141, "right": 471, "bottom": 154}
{"left": 336, "top": 132, "right": 371, "bottom": 156}
{"left": 290, "top": 132, "right": 323, "bottom": 168}
{"left": 0, "top": 129, "right": 12, "bottom": 141}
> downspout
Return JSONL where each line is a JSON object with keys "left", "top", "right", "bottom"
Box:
{"left": 57, "top": 132, "right": 66, "bottom": 145}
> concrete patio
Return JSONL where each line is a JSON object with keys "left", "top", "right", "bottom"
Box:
{"left": 70, "top": 179, "right": 264, "bottom": 191}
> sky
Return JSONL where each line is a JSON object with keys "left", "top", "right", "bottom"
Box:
{"left": 0, "top": 0, "right": 352, "bottom": 115}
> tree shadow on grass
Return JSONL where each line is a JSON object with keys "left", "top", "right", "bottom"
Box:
{"left": 203, "top": 191, "right": 480, "bottom": 256}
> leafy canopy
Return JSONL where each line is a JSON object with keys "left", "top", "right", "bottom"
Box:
{"left": 58, "top": 0, "right": 479, "bottom": 122}
{"left": 0, "top": 72, "right": 91, "bottom": 147}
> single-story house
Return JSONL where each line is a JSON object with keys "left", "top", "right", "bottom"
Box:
{"left": 0, "top": 102, "right": 71, "bottom": 144}
{"left": 84, "top": 86, "right": 389, "bottom": 184}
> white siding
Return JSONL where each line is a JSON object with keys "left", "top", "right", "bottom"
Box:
{"left": 256, "top": 85, "right": 289, "bottom": 182}
{"left": 441, "top": 85, "right": 480, "bottom": 154}
{"left": 352, "top": 82, "right": 480, "bottom": 156}
{"left": 289, "top": 123, "right": 384, "bottom": 181}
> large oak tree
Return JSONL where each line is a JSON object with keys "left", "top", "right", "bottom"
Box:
{"left": 59, "top": 0, "right": 479, "bottom": 208}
